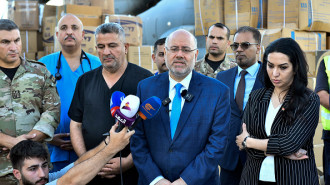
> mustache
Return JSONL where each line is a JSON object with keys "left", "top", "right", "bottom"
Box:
{"left": 36, "top": 177, "right": 49, "bottom": 184}
{"left": 8, "top": 51, "right": 19, "bottom": 55}
{"left": 64, "top": 35, "right": 76, "bottom": 40}
{"left": 103, "top": 55, "right": 116, "bottom": 60}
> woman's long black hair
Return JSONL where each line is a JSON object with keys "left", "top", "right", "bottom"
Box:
{"left": 262, "top": 37, "right": 310, "bottom": 123}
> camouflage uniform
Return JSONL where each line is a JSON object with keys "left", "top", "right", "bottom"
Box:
{"left": 195, "top": 54, "right": 237, "bottom": 78}
{"left": 0, "top": 58, "right": 60, "bottom": 179}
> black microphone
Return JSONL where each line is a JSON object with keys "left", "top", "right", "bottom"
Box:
{"left": 162, "top": 97, "right": 171, "bottom": 106}
{"left": 181, "top": 90, "right": 194, "bottom": 102}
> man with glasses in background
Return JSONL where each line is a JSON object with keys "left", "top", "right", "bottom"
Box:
{"left": 216, "top": 26, "right": 264, "bottom": 185}
{"left": 195, "top": 23, "right": 236, "bottom": 78}
{"left": 131, "top": 29, "right": 231, "bottom": 185}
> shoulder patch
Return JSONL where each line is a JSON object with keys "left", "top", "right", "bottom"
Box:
{"left": 26, "top": 59, "right": 46, "bottom": 67}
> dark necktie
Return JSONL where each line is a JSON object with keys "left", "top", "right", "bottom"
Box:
{"left": 170, "top": 83, "right": 182, "bottom": 139}
{"left": 235, "top": 70, "right": 248, "bottom": 112}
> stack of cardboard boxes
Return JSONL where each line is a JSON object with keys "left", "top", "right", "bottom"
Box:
{"left": 8, "top": 0, "right": 40, "bottom": 60}
{"left": 7, "top": 0, "right": 155, "bottom": 72}
{"left": 195, "top": 0, "right": 330, "bottom": 177}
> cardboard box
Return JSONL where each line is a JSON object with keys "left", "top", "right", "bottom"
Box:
{"left": 56, "top": 4, "right": 102, "bottom": 26}
{"left": 327, "top": 36, "right": 330, "bottom": 50}
{"left": 224, "top": 0, "right": 267, "bottom": 34}
{"left": 258, "top": 28, "right": 282, "bottom": 61}
{"left": 314, "top": 144, "right": 324, "bottom": 168}
{"left": 43, "top": 45, "right": 55, "bottom": 55}
{"left": 308, "top": 77, "right": 316, "bottom": 90}
{"left": 299, "top": 0, "right": 330, "bottom": 32}
{"left": 8, "top": 0, "right": 39, "bottom": 30}
{"left": 20, "top": 30, "right": 38, "bottom": 53}
{"left": 24, "top": 52, "right": 36, "bottom": 60}
{"left": 103, "top": 15, "right": 143, "bottom": 46}
{"left": 267, "top": 0, "right": 299, "bottom": 29}
{"left": 194, "top": 0, "right": 224, "bottom": 36}
{"left": 42, "top": 16, "right": 56, "bottom": 47}
{"left": 64, "top": 0, "right": 91, "bottom": 5}
{"left": 43, "top": 5, "right": 57, "bottom": 17}
{"left": 304, "top": 50, "right": 330, "bottom": 77}
{"left": 37, "top": 51, "right": 45, "bottom": 61}
{"left": 282, "top": 28, "right": 326, "bottom": 51}
{"left": 81, "top": 26, "right": 97, "bottom": 56}
{"left": 314, "top": 122, "right": 324, "bottom": 145}
{"left": 128, "top": 46, "right": 156, "bottom": 72}
{"left": 91, "top": 0, "right": 114, "bottom": 15}
{"left": 54, "top": 26, "right": 98, "bottom": 56}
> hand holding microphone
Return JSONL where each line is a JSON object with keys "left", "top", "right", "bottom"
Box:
{"left": 114, "top": 95, "right": 140, "bottom": 132}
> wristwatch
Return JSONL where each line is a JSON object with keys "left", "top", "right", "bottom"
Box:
{"left": 242, "top": 136, "right": 250, "bottom": 149}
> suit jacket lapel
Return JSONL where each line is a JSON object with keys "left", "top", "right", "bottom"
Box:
{"left": 257, "top": 87, "right": 273, "bottom": 138}
{"left": 172, "top": 71, "right": 202, "bottom": 142}
{"left": 229, "top": 67, "right": 242, "bottom": 117}
{"left": 158, "top": 73, "right": 172, "bottom": 142}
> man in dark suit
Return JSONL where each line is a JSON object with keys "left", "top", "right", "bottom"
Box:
{"left": 216, "top": 26, "right": 264, "bottom": 185}
{"left": 131, "top": 29, "right": 231, "bottom": 185}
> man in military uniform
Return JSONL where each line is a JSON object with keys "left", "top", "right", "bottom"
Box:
{"left": 0, "top": 19, "right": 60, "bottom": 185}
{"left": 195, "top": 23, "right": 236, "bottom": 78}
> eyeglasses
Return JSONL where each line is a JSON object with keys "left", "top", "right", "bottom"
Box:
{"left": 165, "top": 47, "right": 197, "bottom": 54}
{"left": 230, "top": 42, "right": 258, "bottom": 51}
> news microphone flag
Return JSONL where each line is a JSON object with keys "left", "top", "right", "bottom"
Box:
{"left": 129, "top": 96, "right": 162, "bottom": 130}
{"left": 115, "top": 95, "right": 140, "bottom": 132}
{"left": 110, "top": 91, "right": 126, "bottom": 117}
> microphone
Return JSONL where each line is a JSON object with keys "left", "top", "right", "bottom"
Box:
{"left": 129, "top": 96, "right": 162, "bottom": 130}
{"left": 110, "top": 91, "right": 126, "bottom": 117}
{"left": 115, "top": 95, "right": 140, "bottom": 132}
{"left": 181, "top": 90, "right": 194, "bottom": 102}
{"left": 162, "top": 97, "right": 171, "bottom": 106}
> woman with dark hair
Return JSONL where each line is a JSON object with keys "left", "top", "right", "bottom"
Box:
{"left": 236, "top": 38, "right": 320, "bottom": 185}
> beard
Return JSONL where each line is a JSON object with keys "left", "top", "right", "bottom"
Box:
{"left": 21, "top": 174, "right": 48, "bottom": 185}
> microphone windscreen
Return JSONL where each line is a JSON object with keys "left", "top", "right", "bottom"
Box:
{"left": 139, "top": 96, "right": 162, "bottom": 119}
{"left": 110, "top": 91, "right": 125, "bottom": 116}
{"left": 120, "top": 95, "right": 140, "bottom": 118}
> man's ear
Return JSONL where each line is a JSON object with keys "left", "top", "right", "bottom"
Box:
{"left": 13, "top": 169, "right": 22, "bottom": 180}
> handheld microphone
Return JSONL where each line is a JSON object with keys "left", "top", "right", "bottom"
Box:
{"left": 128, "top": 96, "right": 162, "bottom": 130}
{"left": 110, "top": 91, "right": 126, "bottom": 117}
{"left": 115, "top": 95, "right": 140, "bottom": 132}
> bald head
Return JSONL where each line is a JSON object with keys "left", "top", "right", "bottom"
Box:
{"left": 57, "top": 14, "right": 83, "bottom": 30}
{"left": 56, "top": 14, "right": 85, "bottom": 52}
{"left": 165, "top": 29, "right": 197, "bottom": 49}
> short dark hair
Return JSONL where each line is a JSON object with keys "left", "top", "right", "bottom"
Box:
{"left": 0, "top": 19, "right": 19, "bottom": 31}
{"left": 153, "top": 38, "right": 166, "bottom": 54}
{"left": 234, "top": 26, "right": 261, "bottom": 44}
{"left": 10, "top": 140, "right": 48, "bottom": 170}
{"left": 262, "top": 37, "right": 309, "bottom": 123}
{"left": 208, "top": 23, "right": 230, "bottom": 40}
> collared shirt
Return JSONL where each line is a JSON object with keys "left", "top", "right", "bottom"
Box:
{"left": 150, "top": 72, "right": 192, "bottom": 185}
{"left": 234, "top": 61, "right": 260, "bottom": 110}
{"left": 168, "top": 72, "right": 192, "bottom": 116}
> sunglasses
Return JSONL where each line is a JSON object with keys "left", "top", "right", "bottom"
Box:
{"left": 230, "top": 42, "right": 258, "bottom": 51}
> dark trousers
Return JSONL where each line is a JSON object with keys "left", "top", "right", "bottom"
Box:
{"left": 220, "top": 159, "right": 243, "bottom": 185}
{"left": 324, "top": 137, "right": 330, "bottom": 185}
{"left": 258, "top": 181, "right": 277, "bottom": 185}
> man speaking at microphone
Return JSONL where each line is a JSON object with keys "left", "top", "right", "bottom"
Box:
{"left": 131, "top": 29, "right": 231, "bottom": 185}
{"left": 68, "top": 22, "right": 153, "bottom": 185}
